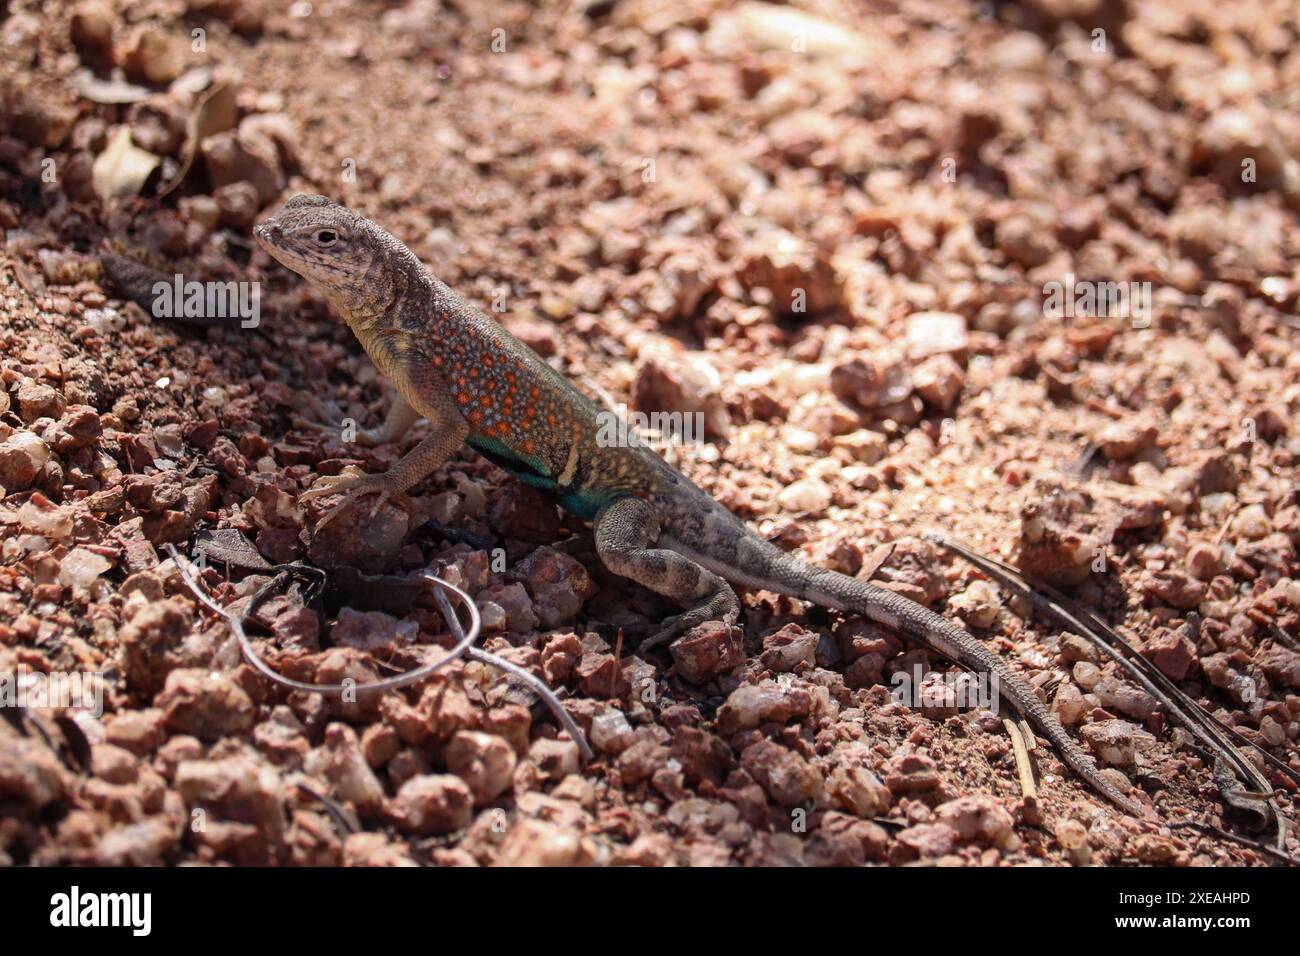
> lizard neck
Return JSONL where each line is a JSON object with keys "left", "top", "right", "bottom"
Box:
{"left": 336, "top": 270, "right": 404, "bottom": 330}
{"left": 333, "top": 235, "right": 423, "bottom": 330}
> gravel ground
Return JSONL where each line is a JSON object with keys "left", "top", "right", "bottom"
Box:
{"left": 0, "top": 0, "right": 1297, "bottom": 866}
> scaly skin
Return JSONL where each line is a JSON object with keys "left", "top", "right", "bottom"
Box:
{"left": 254, "top": 194, "right": 1149, "bottom": 818}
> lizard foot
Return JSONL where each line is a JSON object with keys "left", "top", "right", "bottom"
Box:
{"left": 293, "top": 396, "right": 383, "bottom": 448}
{"left": 638, "top": 615, "right": 692, "bottom": 653}
{"left": 300, "top": 471, "right": 397, "bottom": 530}
{"left": 639, "top": 602, "right": 740, "bottom": 654}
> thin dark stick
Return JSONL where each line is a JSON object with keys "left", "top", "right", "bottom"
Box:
{"left": 926, "top": 533, "right": 1292, "bottom": 850}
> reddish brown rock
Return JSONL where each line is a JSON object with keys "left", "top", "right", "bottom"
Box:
{"left": 1200, "top": 653, "right": 1263, "bottom": 706}
{"left": 540, "top": 632, "right": 583, "bottom": 685}
{"left": 1096, "top": 413, "right": 1158, "bottom": 461}
{"left": 575, "top": 652, "right": 630, "bottom": 699}
{"left": 444, "top": 731, "right": 517, "bottom": 805}
{"left": 885, "top": 752, "right": 944, "bottom": 796}
{"left": 17, "top": 381, "right": 66, "bottom": 422}
{"left": 935, "top": 796, "right": 1015, "bottom": 847}
{"left": 46, "top": 405, "right": 102, "bottom": 452}
{"left": 826, "top": 763, "right": 891, "bottom": 818}
{"left": 759, "top": 623, "right": 819, "bottom": 673}
{"left": 670, "top": 620, "right": 744, "bottom": 683}
{"left": 304, "top": 724, "right": 386, "bottom": 814}
{"left": 1093, "top": 675, "right": 1161, "bottom": 721}
{"left": 494, "top": 819, "right": 596, "bottom": 866}
{"left": 388, "top": 774, "right": 474, "bottom": 835}
{"left": 911, "top": 354, "right": 965, "bottom": 410}
{"left": 615, "top": 738, "right": 670, "bottom": 787}
{"left": 515, "top": 547, "right": 596, "bottom": 628}
{"left": 806, "top": 811, "right": 889, "bottom": 866}
{"left": 104, "top": 708, "right": 166, "bottom": 756}
{"left": 1141, "top": 570, "right": 1207, "bottom": 610}
{"left": 1257, "top": 645, "right": 1300, "bottom": 689}
{"left": 175, "top": 754, "right": 287, "bottom": 865}
{"left": 1140, "top": 628, "right": 1197, "bottom": 682}
{"left": 739, "top": 739, "right": 823, "bottom": 808}
{"left": 156, "top": 669, "right": 256, "bottom": 740}
{"left": 716, "top": 680, "right": 814, "bottom": 734}
{"left": 1081, "top": 719, "right": 1137, "bottom": 767}
{"left": 0, "top": 432, "right": 50, "bottom": 491}
{"left": 894, "top": 822, "right": 959, "bottom": 861}
{"left": 342, "top": 832, "right": 418, "bottom": 867}
{"left": 487, "top": 483, "right": 561, "bottom": 544}
{"left": 735, "top": 230, "right": 842, "bottom": 316}
{"left": 0, "top": 734, "right": 70, "bottom": 810}
{"left": 669, "top": 726, "right": 735, "bottom": 786}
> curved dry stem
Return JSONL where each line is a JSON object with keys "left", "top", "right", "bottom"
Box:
{"left": 426, "top": 579, "right": 594, "bottom": 763}
{"left": 166, "top": 546, "right": 593, "bottom": 761}
{"left": 165, "top": 545, "right": 482, "bottom": 696}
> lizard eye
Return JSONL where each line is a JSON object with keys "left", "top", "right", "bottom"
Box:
{"left": 314, "top": 229, "right": 339, "bottom": 247}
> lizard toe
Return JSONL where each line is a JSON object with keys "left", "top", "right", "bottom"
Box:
{"left": 309, "top": 487, "right": 386, "bottom": 530}
{"left": 301, "top": 473, "right": 397, "bottom": 529}
{"left": 366, "top": 490, "right": 393, "bottom": 518}
{"left": 637, "top": 590, "right": 741, "bottom": 654}
{"left": 311, "top": 499, "right": 351, "bottom": 531}
{"left": 640, "top": 610, "right": 707, "bottom": 652}
{"left": 298, "top": 480, "right": 349, "bottom": 504}
{"left": 299, "top": 470, "right": 373, "bottom": 502}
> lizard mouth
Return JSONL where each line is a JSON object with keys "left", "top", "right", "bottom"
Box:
{"left": 252, "top": 220, "right": 280, "bottom": 247}
{"left": 252, "top": 220, "right": 299, "bottom": 268}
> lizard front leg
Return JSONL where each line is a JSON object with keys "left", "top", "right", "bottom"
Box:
{"left": 594, "top": 496, "right": 739, "bottom": 651}
{"left": 301, "top": 389, "right": 468, "bottom": 530}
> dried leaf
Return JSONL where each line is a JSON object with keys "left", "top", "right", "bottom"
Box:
{"left": 158, "top": 79, "right": 237, "bottom": 198}
{"left": 861, "top": 541, "right": 896, "bottom": 580}
{"left": 92, "top": 126, "right": 162, "bottom": 200}
{"left": 54, "top": 714, "right": 93, "bottom": 772}
{"left": 194, "top": 528, "right": 274, "bottom": 571}
{"left": 170, "top": 66, "right": 215, "bottom": 98}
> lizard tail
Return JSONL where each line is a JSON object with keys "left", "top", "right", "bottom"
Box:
{"left": 764, "top": 558, "right": 1150, "bottom": 818}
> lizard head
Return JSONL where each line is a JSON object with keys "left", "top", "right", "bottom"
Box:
{"left": 254, "top": 194, "right": 402, "bottom": 324}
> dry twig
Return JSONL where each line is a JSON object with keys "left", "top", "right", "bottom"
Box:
{"left": 926, "top": 533, "right": 1294, "bottom": 850}
{"left": 1003, "top": 718, "right": 1039, "bottom": 802}
{"left": 165, "top": 544, "right": 592, "bottom": 761}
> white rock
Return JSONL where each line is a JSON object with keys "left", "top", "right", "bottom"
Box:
{"left": 777, "top": 477, "right": 832, "bottom": 514}
{"left": 60, "top": 548, "right": 112, "bottom": 590}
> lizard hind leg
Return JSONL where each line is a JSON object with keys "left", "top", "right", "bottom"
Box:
{"left": 594, "top": 496, "right": 740, "bottom": 652}
{"left": 298, "top": 392, "right": 421, "bottom": 448}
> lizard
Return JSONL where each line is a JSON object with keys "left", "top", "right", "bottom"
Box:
{"left": 253, "top": 193, "right": 1150, "bottom": 819}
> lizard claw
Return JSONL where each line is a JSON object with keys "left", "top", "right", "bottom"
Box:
{"left": 638, "top": 619, "right": 684, "bottom": 654}
{"left": 300, "top": 471, "right": 396, "bottom": 530}
{"left": 639, "top": 603, "right": 740, "bottom": 654}
{"left": 298, "top": 472, "right": 359, "bottom": 503}
{"left": 638, "top": 612, "right": 702, "bottom": 653}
